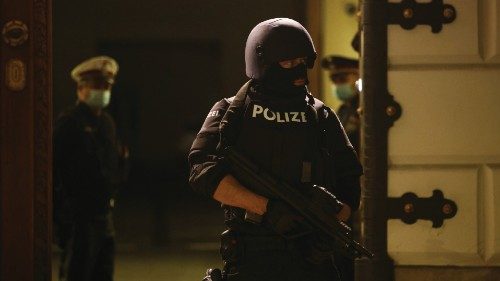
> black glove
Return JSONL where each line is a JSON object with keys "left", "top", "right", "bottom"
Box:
{"left": 264, "top": 199, "right": 311, "bottom": 238}
{"left": 308, "top": 185, "right": 343, "bottom": 216}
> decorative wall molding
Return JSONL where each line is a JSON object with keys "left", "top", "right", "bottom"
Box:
{"left": 33, "top": 0, "right": 52, "bottom": 280}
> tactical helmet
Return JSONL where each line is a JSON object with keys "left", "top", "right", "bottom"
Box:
{"left": 245, "top": 18, "right": 317, "bottom": 79}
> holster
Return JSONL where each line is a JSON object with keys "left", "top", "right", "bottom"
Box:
{"left": 202, "top": 268, "right": 224, "bottom": 281}
{"left": 220, "top": 229, "right": 244, "bottom": 266}
{"left": 201, "top": 229, "right": 244, "bottom": 281}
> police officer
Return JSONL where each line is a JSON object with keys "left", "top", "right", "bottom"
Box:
{"left": 321, "top": 55, "right": 361, "bottom": 281}
{"left": 189, "top": 18, "right": 362, "bottom": 281}
{"left": 53, "top": 56, "right": 127, "bottom": 281}
{"left": 321, "top": 56, "right": 360, "bottom": 151}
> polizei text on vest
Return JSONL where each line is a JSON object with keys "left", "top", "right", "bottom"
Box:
{"left": 252, "top": 104, "right": 307, "bottom": 123}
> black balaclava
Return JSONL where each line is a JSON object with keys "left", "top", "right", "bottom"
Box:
{"left": 259, "top": 62, "right": 309, "bottom": 97}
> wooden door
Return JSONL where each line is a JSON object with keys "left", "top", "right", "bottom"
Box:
{"left": 0, "top": 0, "right": 52, "bottom": 280}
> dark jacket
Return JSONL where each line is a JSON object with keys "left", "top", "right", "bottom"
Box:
{"left": 337, "top": 96, "right": 360, "bottom": 152}
{"left": 53, "top": 102, "right": 123, "bottom": 219}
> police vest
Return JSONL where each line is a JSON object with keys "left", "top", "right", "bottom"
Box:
{"left": 218, "top": 81, "right": 333, "bottom": 199}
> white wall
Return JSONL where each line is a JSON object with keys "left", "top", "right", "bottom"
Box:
{"left": 320, "top": 0, "right": 359, "bottom": 109}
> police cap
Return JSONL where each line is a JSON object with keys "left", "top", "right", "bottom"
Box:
{"left": 321, "top": 55, "right": 358, "bottom": 74}
{"left": 71, "top": 56, "right": 119, "bottom": 85}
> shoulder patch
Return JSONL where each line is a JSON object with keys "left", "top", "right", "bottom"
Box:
{"left": 197, "top": 98, "right": 232, "bottom": 135}
{"left": 206, "top": 98, "right": 232, "bottom": 119}
{"left": 224, "top": 96, "right": 236, "bottom": 104}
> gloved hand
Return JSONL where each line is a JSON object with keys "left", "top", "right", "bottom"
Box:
{"left": 307, "top": 184, "right": 352, "bottom": 221}
{"left": 264, "top": 199, "right": 311, "bottom": 238}
{"left": 309, "top": 185, "right": 344, "bottom": 215}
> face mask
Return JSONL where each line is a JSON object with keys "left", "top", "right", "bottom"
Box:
{"left": 333, "top": 84, "right": 355, "bottom": 101}
{"left": 261, "top": 63, "right": 308, "bottom": 95}
{"left": 84, "top": 89, "right": 111, "bottom": 109}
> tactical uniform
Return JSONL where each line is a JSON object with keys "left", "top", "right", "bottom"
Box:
{"left": 321, "top": 55, "right": 360, "bottom": 151}
{"left": 53, "top": 56, "right": 125, "bottom": 281}
{"left": 337, "top": 97, "right": 360, "bottom": 152}
{"left": 332, "top": 92, "right": 361, "bottom": 281}
{"left": 189, "top": 19, "right": 362, "bottom": 281}
{"left": 191, "top": 85, "right": 361, "bottom": 281}
{"left": 321, "top": 55, "right": 361, "bottom": 281}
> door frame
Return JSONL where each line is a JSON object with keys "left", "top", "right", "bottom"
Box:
{"left": 0, "top": 0, "right": 52, "bottom": 280}
{"left": 356, "top": 1, "right": 395, "bottom": 281}
{"left": 357, "top": 1, "right": 500, "bottom": 280}
{"left": 33, "top": 0, "right": 53, "bottom": 279}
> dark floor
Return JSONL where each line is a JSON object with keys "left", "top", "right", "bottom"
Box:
{"left": 51, "top": 178, "right": 226, "bottom": 281}
{"left": 52, "top": 245, "right": 221, "bottom": 281}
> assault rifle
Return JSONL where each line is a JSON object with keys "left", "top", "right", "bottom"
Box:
{"left": 224, "top": 146, "right": 374, "bottom": 259}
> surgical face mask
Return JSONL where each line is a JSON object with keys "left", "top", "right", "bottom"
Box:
{"left": 84, "top": 89, "right": 111, "bottom": 109}
{"left": 332, "top": 84, "right": 355, "bottom": 101}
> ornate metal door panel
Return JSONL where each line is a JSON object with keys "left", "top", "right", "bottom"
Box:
{"left": 387, "top": 0, "right": 500, "bottom": 268}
